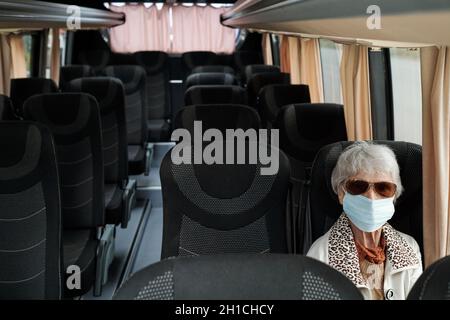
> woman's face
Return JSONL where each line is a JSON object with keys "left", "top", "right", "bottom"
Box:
{"left": 338, "top": 171, "right": 395, "bottom": 204}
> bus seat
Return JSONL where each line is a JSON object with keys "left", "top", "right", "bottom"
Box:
{"left": 185, "top": 72, "right": 237, "bottom": 89}
{"left": 10, "top": 78, "right": 58, "bottom": 118}
{"left": 182, "top": 51, "right": 218, "bottom": 70}
{"left": 23, "top": 93, "right": 112, "bottom": 297}
{"left": 113, "top": 254, "right": 363, "bottom": 300}
{"left": 174, "top": 104, "right": 260, "bottom": 134}
{"left": 244, "top": 64, "right": 280, "bottom": 85}
{"left": 0, "top": 95, "right": 15, "bottom": 120}
{"left": 233, "top": 51, "right": 264, "bottom": 82}
{"left": 0, "top": 122, "right": 62, "bottom": 299}
{"left": 59, "top": 65, "right": 93, "bottom": 90}
{"left": 274, "top": 103, "right": 346, "bottom": 253}
{"left": 184, "top": 85, "right": 247, "bottom": 106}
{"left": 258, "top": 84, "right": 311, "bottom": 128}
{"left": 160, "top": 138, "right": 290, "bottom": 258}
{"left": 66, "top": 78, "right": 137, "bottom": 228}
{"left": 246, "top": 72, "right": 290, "bottom": 108}
{"left": 134, "top": 51, "right": 171, "bottom": 142}
{"left": 408, "top": 255, "right": 450, "bottom": 300}
{"left": 103, "top": 65, "right": 151, "bottom": 175}
{"left": 191, "top": 65, "right": 235, "bottom": 75}
{"left": 309, "top": 141, "right": 423, "bottom": 256}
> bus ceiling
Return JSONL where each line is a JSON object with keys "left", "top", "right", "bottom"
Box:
{"left": 0, "top": 0, "right": 125, "bottom": 30}
{"left": 222, "top": 0, "right": 450, "bottom": 47}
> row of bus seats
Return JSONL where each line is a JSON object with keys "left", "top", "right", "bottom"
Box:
{"left": 0, "top": 79, "right": 137, "bottom": 298}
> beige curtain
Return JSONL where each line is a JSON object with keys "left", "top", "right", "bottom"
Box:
{"left": 262, "top": 33, "right": 273, "bottom": 65}
{"left": 340, "top": 44, "right": 373, "bottom": 140}
{"left": 279, "top": 35, "right": 290, "bottom": 73}
{"left": 9, "top": 35, "right": 27, "bottom": 79}
{"left": 50, "top": 28, "right": 60, "bottom": 84}
{"left": 0, "top": 35, "right": 12, "bottom": 95}
{"left": 299, "top": 38, "right": 324, "bottom": 102}
{"left": 421, "top": 46, "right": 450, "bottom": 267}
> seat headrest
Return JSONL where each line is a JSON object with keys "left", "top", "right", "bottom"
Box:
{"left": 408, "top": 255, "right": 450, "bottom": 300}
{"left": 66, "top": 77, "right": 125, "bottom": 113}
{"left": 59, "top": 65, "right": 93, "bottom": 89}
{"left": 233, "top": 51, "right": 264, "bottom": 71}
{"left": 244, "top": 64, "right": 280, "bottom": 83}
{"left": 185, "top": 73, "right": 237, "bottom": 89}
{"left": 309, "top": 141, "right": 423, "bottom": 247}
{"left": 174, "top": 104, "right": 260, "bottom": 134}
{"left": 191, "top": 65, "right": 235, "bottom": 75}
{"left": 182, "top": 51, "right": 218, "bottom": 69}
{"left": 184, "top": 85, "right": 247, "bottom": 105}
{"left": 10, "top": 78, "right": 58, "bottom": 116}
{"left": 259, "top": 84, "right": 311, "bottom": 123}
{"left": 276, "top": 103, "right": 347, "bottom": 162}
{"left": 103, "top": 65, "right": 146, "bottom": 94}
{"left": 134, "top": 51, "right": 168, "bottom": 74}
{"left": 113, "top": 254, "right": 363, "bottom": 300}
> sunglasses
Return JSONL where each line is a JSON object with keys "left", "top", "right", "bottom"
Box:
{"left": 344, "top": 179, "right": 397, "bottom": 198}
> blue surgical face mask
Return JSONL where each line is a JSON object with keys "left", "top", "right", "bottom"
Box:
{"left": 343, "top": 192, "right": 395, "bottom": 232}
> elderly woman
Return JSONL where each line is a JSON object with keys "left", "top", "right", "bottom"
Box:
{"left": 307, "top": 141, "right": 422, "bottom": 300}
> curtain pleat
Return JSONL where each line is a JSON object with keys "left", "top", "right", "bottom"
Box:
{"left": 421, "top": 46, "right": 450, "bottom": 267}
{"left": 9, "top": 35, "right": 27, "bottom": 79}
{"left": 50, "top": 28, "right": 60, "bottom": 84}
{"left": 280, "top": 35, "right": 290, "bottom": 73}
{"left": 0, "top": 35, "right": 12, "bottom": 95}
{"left": 262, "top": 33, "right": 273, "bottom": 65}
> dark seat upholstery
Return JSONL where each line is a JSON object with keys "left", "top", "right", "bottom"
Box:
{"left": 114, "top": 254, "right": 363, "bottom": 300}
{"left": 134, "top": 51, "right": 171, "bottom": 142}
{"left": 10, "top": 78, "right": 58, "bottom": 117}
{"left": 59, "top": 65, "right": 93, "bottom": 90}
{"left": 246, "top": 72, "right": 290, "bottom": 108}
{"left": 185, "top": 72, "right": 237, "bottom": 89}
{"left": 24, "top": 93, "right": 106, "bottom": 297}
{"left": 0, "top": 95, "right": 15, "bottom": 120}
{"left": 408, "top": 255, "right": 450, "bottom": 300}
{"left": 160, "top": 136, "right": 290, "bottom": 258}
{"left": 244, "top": 64, "right": 280, "bottom": 85}
{"left": 66, "top": 77, "right": 137, "bottom": 228}
{"left": 184, "top": 85, "right": 247, "bottom": 106}
{"left": 309, "top": 141, "right": 423, "bottom": 254}
{"left": 233, "top": 51, "right": 264, "bottom": 82}
{"left": 259, "top": 84, "right": 311, "bottom": 128}
{"left": 0, "top": 122, "right": 62, "bottom": 299}
{"left": 182, "top": 51, "right": 218, "bottom": 70}
{"left": 103, "top": 65, "right": 149, "bottom": 175}
{"left": 275, "top": 104, "right": 347, "bottom": 253}
{"left": 174, "top": 104, "right": 261, "bottom": 134}
{"left": 191, "top": 65, "right": 235, "bottom": 75}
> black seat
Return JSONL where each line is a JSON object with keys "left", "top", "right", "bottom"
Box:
{"left": 10, "top": 78, "right": 58, "bottom": 117}
{"left": 309, "top": 141, "right": 423, "bottom": 254}
{"left": 182, "top": 51, "right": 218, "bottom": 70}
{"left": 174, "top": 104, "right": 261, "bottom": 133}
{"left": 407, "top": 255, "right": 450, "bottom": 300}
{"left": 103, "top": 65, "right": 151, "bottom": 175}
{"left": 184, "top": 85, "right": 247, "bottom": 106}
{"left": 244, "top": 64, "right": 280, "bottom": 85}
{"left": 274, "top": 104, "right": 347, "bottom": 253}
{"left": 191, "top": 65, "right": 235, "bottom": 75}
{"left": 259, "top": 84, "right": 311, "bottom": 128}
{"left": 66, "top": 77, "right": 137, "bottom": 228}
{"left": 185, "top": 72, "right": 237, "bottom": 89}
{"left": 246, "top": 72, "right": 290, "bottom": 108}
{"left": 114, "top": 254, "right": 363, "bottom": 300}
{"left": 0, "top": 95, "right": 15, "bottom": 120}
{"left": 160, "top": 135, "right": 290, "bottom": 258}
{"left": 233, "top": 51, "right": 264, "bottom": 83}
{"left": 134, "top": 51, "right": 171, "bottom": 142}
{"left": 59, "top": 65, "right": 93, "bottom": 90}
{"left": 0, "top": 122, "right": 62, "bottom": 299}
{"left": 24, "top": 93, "right": 113, "bottom": 297}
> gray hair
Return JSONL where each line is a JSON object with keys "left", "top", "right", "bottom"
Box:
{"left": 331, "top": 141, "right": 404, "bottom": 199}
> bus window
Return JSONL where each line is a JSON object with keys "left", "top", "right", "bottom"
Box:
{"left": 319, "top": 39, "right": 343, "bottom": 104}
{"left": 23, "top": 35, "right": 32, "bottom": 77}
{"left": 390, "top": 48, "right": 422, "bottom": 145}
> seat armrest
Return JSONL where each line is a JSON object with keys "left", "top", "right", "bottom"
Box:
{"left": 144, "top": 143, "right": 154, "bottom": 176}
{"left": 121, "top": 179, "right": 137, "bottom": 228}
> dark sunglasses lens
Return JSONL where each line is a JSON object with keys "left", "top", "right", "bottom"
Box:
{"left": 346, "top": 180, "right": 369, "bottom": 195}
{"left": 375, "top": 182, "right": 397, "bottom": 197}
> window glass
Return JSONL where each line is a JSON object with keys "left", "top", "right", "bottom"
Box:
{"left": 22, "top": 35, "right": 32, "bottom": 77}
{"left": 390, "top": 48, "right": 422, "bottom": 145}
{"left": 319, "top": 39, "right": 343, "bottom": 104}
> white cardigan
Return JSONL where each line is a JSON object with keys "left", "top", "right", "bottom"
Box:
{"left": 307, "top": 214, "right": 423, "bottom": 300}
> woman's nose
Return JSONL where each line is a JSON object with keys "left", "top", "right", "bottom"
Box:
{"left": 363, "top": 187, "right": 382, "bottom": 200}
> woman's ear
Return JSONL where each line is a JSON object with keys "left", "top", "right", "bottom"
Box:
{"left": 338, "top": 188, "right": 345, "bottom": 205}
